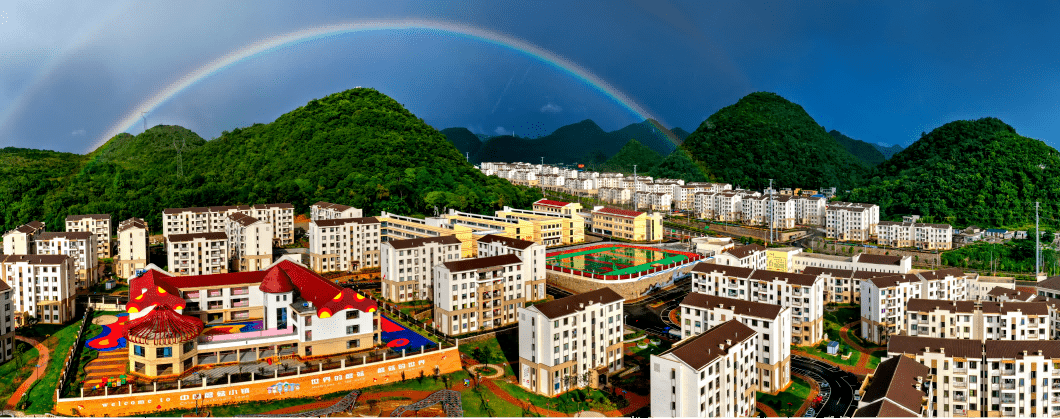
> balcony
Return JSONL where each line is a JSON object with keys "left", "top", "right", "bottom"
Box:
{"left": 953, "top": 381, "right": 967, "bottom": 388}
{"left": 791, "top": 300, "right": 802, "bottom": 307}
{"left": 207, "top": 290, "right": 223, "bottom": 298}
{"left": 954, "top": 366, "right": 967, "bottom": 374}
{"left": 231, "top": 300, "right": 249, "bottom": 308}
{"left": 954, "top": 409, "right": 966, "bottom": 416}
{"left": 207, "top": 302, "right": 224, "bottom": 311}
{"left": 1000, "top": 396, "right": 1016, "bottom": 404}
{"left": 1002, "top": 382, "right": 1015, "bottom": 390}
{"left": 231, "top": 288, "right": 248, "bottom": 296}
{"left": 953, "top": 395, "right": 967, "bottom": 402}
{"left": 1002, "top": 369, "right": 1016, "bottom": 376}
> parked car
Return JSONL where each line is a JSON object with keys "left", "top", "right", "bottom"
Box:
{"left": 820, "top": 382, "right": 829, "bottom": 388}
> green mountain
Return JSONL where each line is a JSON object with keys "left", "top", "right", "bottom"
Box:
{"left": 601, "top": 139, "right": 664, "bottom": 173}
{"left": 651, "top": 148, "right": 712, "bottom": 182}
{"left": 672, "top": 127, "right": 692, "bottom": 143}
{"left": 829, "top": 130, "right": 887, "bottom": 166}
{"left": 873, "top": 143, "right": 905, "bottom": 159}
{"left": 845, "top": 117, "right": 1060, "bottom": 228}
{"left": 680, "top": 92, "right": 866, "bottom": 189}
{"left": 0, "top": 88, "right": 541, "bottom": 233}
{"left": 440, "top": 127, "right": 482, "bottom": 158}
{"left": 467, "top": 119, "right": 685, "bottom": 164}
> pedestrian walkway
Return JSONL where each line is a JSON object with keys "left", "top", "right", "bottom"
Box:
{"left": 83, "top": 350, "right": 133, "bottom": 392}
{"left": 793, "top": 372, "right": 820, "bottom": 417}
{"left": 756, "top": 402, "right": 779, "bottom": 417}
{"left": 838, "top": 320, "right": 882, "bottom": 374}
{"left": 5, "top": 337, "right": 49, "bottom": 409}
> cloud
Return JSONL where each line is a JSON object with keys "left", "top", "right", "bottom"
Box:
{"left": 71, "top": 129, "right": 85, "bottom": 136}
{"left": 540, "top": 102, "right": 562, "bottom": 113}
{"left": 494, "top": 126, "right": 512, "bottom": 136}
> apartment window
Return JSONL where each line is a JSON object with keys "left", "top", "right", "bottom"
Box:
{"left": 157, "top": 347, "right": 173, "bottom": 358}
{"left": 134, "top": 345, "right": 145, "bottom": 357}
{"left": 346, "top": 325, "right": 360, "bottom": 334}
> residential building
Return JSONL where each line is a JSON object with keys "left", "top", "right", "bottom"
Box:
{"left": 65, "top": 214, "right": 112, "bottom": 258}
{"left": 307, "top": 217, "right": 381, "bottom": 273}
{"left": 695, "top": 192, "right": 744, "bottom": 222}
{"left": 2, "top": 221, "right": 45, "bottom": 255}
{"left": 826, "top": 201, "right": 880, "bottom": 241}
{"left": 378, "top": 212, "right": 478, "bottom": 258}
{"left": 0, "top": 254, "right": 76, "bottom": 324}
{"left": 802, "top": 266, "right": 890, "bottom": 305}
{"left": 310, "top": 201, "right": 363, "bottom": 221}
{"left": 1036, "top": 276, "right": 1060, "bottom": 300}
{"left": 986, "top": 286, "right": 1038, "bottom": 302}
{"left": 589, "top": 207, "right": 663, "bottom": 242}
{"left": 517, "top": 288, "right": 625, "bottom": 396}
{"left": 35, "top": 231, "right": 98, "bottom": 289}
{"left": 650, "top": 320, "right": 758, "bottom": 418}
{"left": 904, "top": 299, "right": 1050, "bottom": 341}
{"left": 859, "top": 268, "right": 969, "bottom": 344}
{"left": 162, "top": 204, "right": 293, "bottom": 245}
{"left": 167, "top": 232, "right": 229, "bottom": 276}
{"left": 434, "top": 210, "right": 537, "bottom": 243}
{"left": 967, "top": 276, "right": 1014, "bottom": 301}
{"left": 124, "top": 259, "right": 378, "bottom": 377}
{"left": 714, "top": 244, "right": 767, "bottom": 269}
{"left": 496, "top": 206, "right": 585, "bottom": 246}
{"left": 476, "top": 235, "right": 547, "bottom": 302}
{"left": 251, "top": 203, "right": 295, "bottom": 245}
{"left": 679, "top": 293, "right": 791, "bottom": 394}
{"left": 224, "top": 213, "right": 273, "bottom": 272}
{"left": 531, "top": 199, "right": 583, "bottom": 217}
{"left": 767, "top": 195, "right": 796, "bottom": 229}
{"left": 116, "top": 218, "right": 149, "bottom": 279}
{"left": 852, "top": 355, "right": 929, "bottom": 417}
{"left": 0, "top": 280, "right": 13, "bottom": 363}
{"left": 432, "top": 254, "right": 527, "bottom": 336}
{"left": 793, "top": 196, "right": 826, "bottom": 226}
{"left": 792, "top": 252, "right": 912, "bottom": 274}
{"left": 634, "top": 191, "right": 673, "bottom": 212}
{"left": 380, "top": 235, "right": 462, "bottom": 303}
{"left": 597, "top": 187, "right": 632, "bottom": 205}
{"left": 877, "top": 221, "right": 954, "bottom": 250}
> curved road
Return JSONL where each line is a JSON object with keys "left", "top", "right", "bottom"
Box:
{"left": 792, "top": 356, "right": 859, "bottom": 417}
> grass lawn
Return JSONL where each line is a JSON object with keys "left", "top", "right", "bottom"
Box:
{"left": 21, "top": 318, "right": 84, "bottom": 414}
{"left": 758, "top": 375, "right": 812, "bottom": 417}
{"left": 0, "top": 340, "right": 40, "bottom": 404}
{"left": 846, "top": 327, "right": 884, "bottom": 351}
{"left": 493, "top": 381, "right": 616, "bottom": 414}
{"left": 798, "top": 342, "right": 862, "bottom": 367}
{"left": 866, "top": 350, "right": 887, "bottom": 370}
{"left": 822, "top": 306, "right": 860, "bottom": 342}
{"left": 62, "top": 323, "right": 102, "bottom": 398}
{"left": 461, "top": 334, "right": 519, "bottom": 377}
{"left": 628, "top": 340, "right": 671, "bottom": 358}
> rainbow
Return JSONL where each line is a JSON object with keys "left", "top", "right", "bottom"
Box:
{"left": 92, "top": 19, "right": 677, "bottom": 152}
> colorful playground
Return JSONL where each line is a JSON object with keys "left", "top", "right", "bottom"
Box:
{"left": 380, "top": 315, "right": 435, "bottom": 352}
{"left": 546, "top": 244, "right": 700, "bottom": 276}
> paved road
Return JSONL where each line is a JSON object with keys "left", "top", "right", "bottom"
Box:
{"left": 792, "top": 356, "right": 860, "bottom": 417}
{"left": 547, "top": 275, "right": 692, "bottom": 341}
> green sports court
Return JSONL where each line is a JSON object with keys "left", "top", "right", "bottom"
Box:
{"left": 545, "top": 244, "right": 698, "bottom": 276}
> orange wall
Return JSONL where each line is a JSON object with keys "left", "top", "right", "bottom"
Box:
{"left": 56, "top": 347, "right": 461, "bottom": 417}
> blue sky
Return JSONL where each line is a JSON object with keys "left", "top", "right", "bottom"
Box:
{"left": 1, "top": 1, "right": 1059, "bottom": 153}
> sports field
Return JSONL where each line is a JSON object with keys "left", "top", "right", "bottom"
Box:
{"left": 546, "top": 244, "right": 692, "bottom": 276}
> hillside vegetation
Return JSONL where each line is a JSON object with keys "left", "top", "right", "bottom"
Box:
{"left": 467, "top": 119, "right": 687, "bottom": 164}
{"left": 829, "top": 130, "right": 887, "bottom": 166}
{"left": 680, "top": 92, "right": 867, "bottom": 190}
{"left": 600, "top": 139, "right": 663, "bottom": 173}
{"left": 0, "top": 88, "right": 540, "bottom": 232}
{"left": 440, "top": 127, "right": 482, "bottom": 158}
{"left": 845, "top": 117, "right": 1060, "bottom": 228}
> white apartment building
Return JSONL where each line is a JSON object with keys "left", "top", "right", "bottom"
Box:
{"left": 307, "top": 217, "right": 381, "bottom": 273}
{"left": 741, "top": 196, "right": 768, "bottom": 225}
{"left": 680, "top": 293, "right": 792, "bottom": 394}
{"left": 595, "top": 173, "right": 624, "bottom": 189}
{"left": 251, "top": 203, "right": 295, "bottom": 245}
{"left": 517, "top": 288, "right": 625, "bottom": 396}
{"left": 224, "top": 213, "right": 273, "bottom": 272}
{"left": 35, "top": 231, "right": 98, "bottom": 290}
{"left": 2, "top": 221, "right": 45, "bottom": 255}
{"left": 793, "top": 196, "right": 826, "bottom": 226}
{"left": 802, "top": 266, "right": 891, "bottom": 305}
{"left": 634, "top": 191, "right": 673, "bottom": 212}
{"left": 877, "top": 221, "right": 954, "bottom": 250}
{"left": 767, "top": 195, "right": 797, "bottom": 229}
{"left": 792, "top": 252, "right": 912, "bottom": 274}
{"left": 538, "top": 174, "right": 566, "bottom": 189}
{"left": 380, "top": 235, "right": 462, "bottom": 303}
{"left": 650, "top": 320, "right": 758, "bottom": 418}
{"left": 826, "top": 201, "right": 880, "bottom": 241}
{"left": 162, "top": 203, "right": 294, "bottom": 245}
{"left": 714, "top": 244, "right": 767, "bottom": 269}
{"left": 905, "top": 299, "right": 1050, "bottom": 341}
{"left": 690, "top": 262, "right": 825, "bottom": 346}
{"left": 0, "top": 254, "right": 76, "bottom": 324}
{"left": 568, "top": 178, "right": 594, "bottom": 191}
{"left": 476, "top": 234, "right": 547, "bottom": 302}
{"left": 0, "top": 280, "right": 13, "bottom": 363}
{"left": 310, "top": 201, "right": 363, "bottom": 221}
{"left": 695, "top": 192, "right": 743, "bottom": 222}
{"left": 433, "top": 253, "right": 526, "bottom": 336}
{"left": 167, "top": 232, "right": 229, "bottom": 276}
{"left": 597, "top": 187, "right": 632, "bottom": 205}
{"left": 65, "top": 214, "right": 112, "bottom": 258}
{"left": 887, "top": 336, "right": 1060, "bottom": 418}
{"left": 116, "top": 217, "right": 149, "bottom": 279}
{"left": 860, "top": 268, "right": 969, "bottom": 344}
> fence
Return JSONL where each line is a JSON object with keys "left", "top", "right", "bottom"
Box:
{"left": 544, "top": 243, "right": 703, "bottom": 281}
{"left": 56, "top": 307, "right": 95, "bottom": 400}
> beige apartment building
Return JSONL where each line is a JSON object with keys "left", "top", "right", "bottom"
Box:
{"left": 531, "top": 199, "right": 583, "bottom": 217}
{"left": 0, "top": 254, "right": 77, "bottom": 325}
{"left": 162, "top": 203, "right": 294, "bottom": 245}
{"left": 310, "top": 201, "right": 363, "bottom": 221}
{"left": 432, "top": 254, "right": 526, "bottom": 336}
{"left": 224, "top": 213, "right": 273, "bottom": 272}
{"left": 116, "top": 218, "right": 149, "bottom": 279}
{"left": 596, "top": 187, "right": 632, "bottom": 205}
{"left": 877, "top": 221, "right": 954, "bottom": 250}
{"left": 380, "top": 235, "right": 462, "bottom": 303}
{"left": 589, "top": 207, "right": 663, "bottom": 242}
{"left": 378, "top": 212, "right": 478, "bottom": 258}
{"left": 495, "top": 206, "right": 585, "bottom": 247}
{"left": 2, "top": 221, "right": 45, "bottom": 255}
{"left": 251, "top": 203, "right": 295, "bottom": 245}
{"left": 904, "top": 299, "right": 1050, "bottom": 341}
{"left": 167, "top": 232, "right": 229, "bottom": 276}
{"left": 35, "top": 231, "right": 98, "bottom": 290}
{"left": 476, "top": 234, "right": 547, "bottom": 302}
{"left": 65, "top": 214, "right": 112, "bottom": 258}
{"left": 307, "top": 217, "right": 381, "bottom": 273}
{"left": 0, "top": 280, "right": 14, "bottom": 363}
{"left": 826, "top": 201, "right": 881, "bottom": 242}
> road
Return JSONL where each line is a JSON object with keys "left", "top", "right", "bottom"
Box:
{"left": 547, "top": 275, "right": 692, "bottom": 341}
{"left": 792, "top": 356, "right": 860, "bottom": 417}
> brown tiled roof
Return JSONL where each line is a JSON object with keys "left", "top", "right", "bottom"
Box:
{"left": 477, "top": 234, "right": 535, "bottom": 250}
{"left": 117, "top": 218, "right": 148, "bottom": 233}
{"left": 168, "top": 232, "right": 228, "bottom": 242}
{"left": 987, "top": 286, "right": 1036, "bottom": 301}
{"left": 37, "top": 231, "right": 93, "bottom": 241}
{"left": 313, "top": 217, "right": 380, "bottom": 227}
{"left": 867, "top": 274, "right": 921, "bottom": 289}
{"left": 0, "top": 254, "right": 70, "bottom": 264}
{"left": 312, "top": 201, "right": 353, "bottom": 211}
{"left": 985, "top": 340, "right": 1060, "bottom": 359}
{"left": 855, "top": 254, "right": 903, "bottom": 266}
{"left": 915, "top": 268, "right": 965, "bottom": 281}
{"left": 853, "top": 399, "right": 919, "bottom": 417}
{"left": 227, "top": 213, "right": 260, "bottom": 227}
{"left": 723, "top": 244, "right": 765, "bottom": 259}
{"left": 905, "top": 299, "right": 977, "bottom": 314}
{"left": 10, "top": 220, "right": 45, "bottom": 235}
{"left": 680, "top": 293, "right": 783, "bottom": 320}
{"left": 0, "top": 279, "right": 10, "bottom": 292}
{"left": 980, "top": 301, "right": 1049, "bottom": 315}
{"left": 65, "top": 214, "right": 111, "bottom": 221}
{"left": 208, "top": 205, "right": 251, "bottom": 212}
{"left": 532, "top": 288, "right": 624, "bottom": 319}
{"left": 691, "top": 262, "right": 755, "bottom": 278}
{"left": 858, "top": 355, "right": 927, "bottom": 416}
{"left": 887, "top": 335, "right": 983, "bottom": 359}
{"left": 163, "top": 207, "right": 210, "bottom": 214}
{"left": 440, "top": 253, "right": 522, "bottom": 272}
{"left": 1038, "top": 276, "right": 1060, "bottom": 292}
{"left": 660, "top": 320, "right": 756, "bottom": 370}
{"left": 386, "top": 235, "right": 461, "bottom": 250}
{"left": 750, "top": 270, "right": 819, "bottom": 287}
{"left": 255, "top": 203, "right": 294, "bottom": 210}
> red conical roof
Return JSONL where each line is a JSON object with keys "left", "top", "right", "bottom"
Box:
{"left": 259, "top": 265, "right": 295, "bottom": 293}
{"left": 125, "top": 305, "right": 204, "bottom": 345}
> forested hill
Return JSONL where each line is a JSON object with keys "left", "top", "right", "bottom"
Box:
{"left": 829, "top": 130, "right": 887, "bottom": 166}
{"left": 440, "top": 127, "right": 481, "bottom": 158}
{"left": 680, "top": 92, "right": 867, "bottom": 190}
{"left": 0, "top": 88, "right": 541, "bottom": 233}
{"left": 845, "top": 117, "right": 1060, "bottom": 228}
{"left": 464, "top": 119, "right": 687, "bottom": 164}
{"left": 600, "top": 139, "right": 663, "bottom": 173}
{"left": 873, "top": 143, "right": 905, "bottom": 159}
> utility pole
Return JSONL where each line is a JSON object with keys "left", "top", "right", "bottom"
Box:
{"left": 465, "top": 152, "right": 469, "bottom": 162}
{"left": 768, "top": 179, "right": 774, "bottom": 244}
{"left": 1037, "top": 201, "right": 1041, "bottom": 278}
{"left": 141, "top": 112, "right": 147, "bottom": 132}
{"left": 633, "top": 165, "right": 638, "bottom": 212}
